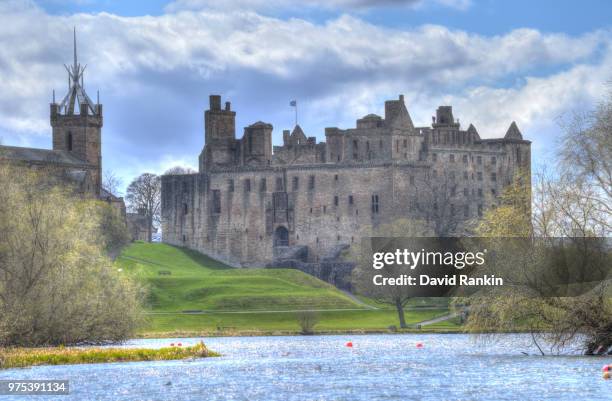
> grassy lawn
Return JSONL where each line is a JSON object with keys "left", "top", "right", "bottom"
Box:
{"left": 116, "top": 242, "right": 459, "bottom": 335}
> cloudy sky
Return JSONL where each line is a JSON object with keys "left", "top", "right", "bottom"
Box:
{"left": 1, "top": 0, "right": 611, "bottom": 194}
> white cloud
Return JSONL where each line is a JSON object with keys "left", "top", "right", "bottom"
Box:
{"left": 0, "top": 1, "right": 610, "bottom": 189}
{"left": 165, "top": 0, "right": 472, "bottom": 13}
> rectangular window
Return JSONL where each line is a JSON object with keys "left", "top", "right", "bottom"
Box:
{"left": 464, "top": 205, "right": 469, "bottom": 217}
{"left": 244, "top": 179, "right": 251, "bottom": 192}
{"left": 450, "top": 203, "right": 455, "bottom": 215}
{"left": 308, "top": 175, "right": 315, "bottom": 190}
{"left": 212, "top": 189, "right": 221, "bottom": 214}
{"left": 463, "top": 171, "right": 468, "bottom": 180}
{"left": 371, "top": 194, "right": 379, "bottom": 214}
{"left": 478, "top": 204, "right": 483, "bottom": 217}
{"left": 450, "top": 154, "right": 455, "bottom": 162}
{"left": 463, "top": 155, "right": 468, "bottom": 164}
{"left": 491, "top": 188, "right": 497, "bottom": 196}
{"left": 463, "top": 188, "right": 468, "bottom": 197}
{"left": 260, "top": 178, "right": 267, "bottom": 192}
{"left": 477, "top": 155, "right": 482, "bottom": 165}
{"left": 276, "top": 177, "right": 283, "bottom": 191}
{"left": 477, "top": 172, "right": 483, "bottom": 181}
{"left": 451, "top": 187, "right": 456, "bottom": 196}
{"left": 292, "top": 176, "right": 299, "bottom": 191}
{"left": 334, "top": 174, "right": 338, "bottom": 181}
{"left": 491, "top": 172, "right": 497, "bottom": 182}
{"left": 450, "top": 171, "right": 456, "bottom": 181}
{"left": 348, "top": 195, "right": 354, "bottom": 205}
{"left": 403, "top": 139, "right": 407, "bottom": 148}
{"left": 491, "top": 156, "right": 497, "bottom": 165}
{"left": 228, "top": 179, "right": 234, "bottom": 192}
{"left": 183, "top": 203, "right": 188, "bottom": 215}
{"left": 409, "top": 175, "right": 415, "bottom": 185}
{"left": 334, "top": 196, "right": 339, "bottom": 206}
{"left": 432, "top": 153, "right": 437, "bottom": 162}
{"left": 478, "top": 188, "right": 483, "bottom": 197}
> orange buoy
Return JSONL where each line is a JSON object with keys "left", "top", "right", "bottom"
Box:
{"left": 346, "top": 341, "right": 353, "bottom": 347}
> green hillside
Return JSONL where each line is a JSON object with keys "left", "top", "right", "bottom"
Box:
{"left": 117, "top": 242, "right": 361, "bottom": 312}
{"left": 116, "top": 242, "right": 457, "bottom": 335}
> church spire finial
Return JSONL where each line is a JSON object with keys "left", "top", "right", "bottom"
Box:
{"left": 73, "top": 26, "right": 77, "bottom": 71}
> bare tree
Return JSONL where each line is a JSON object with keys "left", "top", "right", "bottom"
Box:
{"left": 103, "top": 169, "right": 123, "bottom": 196}
{"left": 125, "top": 173, "right": 161, "bottom": 242}
{"left": 352, "top": 218, "right": 433, "bottom": 328}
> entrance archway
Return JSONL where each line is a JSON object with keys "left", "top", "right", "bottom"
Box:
{"left": 274, "top": 226, "right": 289, "bottom": 247}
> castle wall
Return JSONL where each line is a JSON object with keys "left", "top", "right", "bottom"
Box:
{"left": 162, "top": 95, "right": 531, "bottom": 272}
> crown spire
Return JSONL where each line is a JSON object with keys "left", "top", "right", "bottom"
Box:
{"left": 73, "top": 26, "right": 77, "bottom": 72}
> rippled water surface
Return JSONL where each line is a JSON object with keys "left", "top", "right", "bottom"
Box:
{"left": 0, "top": 334, "right": 608, "bottom": 400}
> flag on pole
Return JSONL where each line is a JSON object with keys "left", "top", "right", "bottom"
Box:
{"left": 290, "top": 100, "right": 297, "bottom": 107}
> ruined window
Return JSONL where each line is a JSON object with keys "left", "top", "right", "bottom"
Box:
{"left": 463, "top": 188, "right": 468, "bottom": 197}
{"left": 450, "top": 203, "right": 455, "bottom": 215}
{"left": 450, "top": 171, "right": 456, "bottom": 181}
{"left": 491, "top": 188, "right": 497, "bottom": 196}
{"left": 396, "top": 140, "right": 399, "bottom": 152}
{"left": 464, "top": 205, "right": 469, "bottom": 217}
{"left": 292, "top": 176, "right": 299, "bottom": 191}
{"left": 477, "top": 155, "right": 482, "bottom": 165}
{"left": 403, "top": 139, "right": 407, "bottom": 148}
{"left": 308, "top": 175, "right": 315, "bottom": 190}
{"left": 228, "top": 179, "right": 234, "bottom": 192}
{"left": 478, "top": 204, "right": 483, "bottom": 217}
{"left": 451, "top": 187, "right": 456, "bottom": 196}
{"left": 309, "top": 207, "right": 313, "bottom": 214}
{"left": 491, "top": 172, "right": 497, "bottom": 182}
{"left": 348, "top": 195, "right": 354, "bottom": 205}
{"left": 337, "top": 155, "right": 341, "bottom": 162}
{"left": 432, "top": 170, "right": 437, "bottom": 178}
{"left": 260, "top": 178, "right": 267, "bottom": 192}
{"left": 477, "top": 172, "right": 483, "bottom": 181}
{"left": 182, "top": 234, "right": 186, "bottom": 242}
{"left": 244, "top": 179, "right": 251, "bottom": 192}
{"left": 183, "top": 203, "right": 188, "bottom": 215}
{"left": 334, "top": 174, "right": 338, "bottom": 181}
{"left": 516, "top": 148, "right": 522, "bottom": 163}
{"left": 478, "top": 188, "right": 483, "bottom": 197}
{"left": 334, "top": 196, "right": 339, "bottom": 206}
{"left": 371, "top": 194, "right": 379, "bottom": 214}
{"left": 366, "top": 141, "right": 370, "bottom": 152}
{"left": 409, "top": 175, "right": 415, "bottom": 185}
{"left": 379, "top": 139, "right": 383, "bottom": 149}
{"left": 433, "top": 202, "right": 438, "bottom": 212}
{"left": 337, "top": 235, "right": 340, "bottom": 241}
{"left": 323, "top": 205, "right": 327, "bottom": 213}
{"left": 463, "top": 154, "right": 468, "bottom": 163}
{"left": 432, "top": 153, "right": 437, "bottom": 162}
{"left": 182, "top": 182, "right": 188, "bottom": 193}
{"left": 212, "top": 189, "right": 221, "bottom": 214}
{"left": 276, "top": 177, "right": 283, "bottom": 191}
{"left": 450, "top": 154, "right": 455, "bottom": 162}
{"left": 491, "top": 156, "right": 497, "bottom": 165}
{"left": 463, "top": 171, "right": 468, "bottom": 180}
{"left": 353, "top": 140, "right": 359, "bottom": 159}
{"left": 66, "top": 132, "right": 73, "bottom": 151}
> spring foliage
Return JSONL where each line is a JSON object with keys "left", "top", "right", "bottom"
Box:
{"left": 0, "top": 165, "right": 143, "bottom": 346}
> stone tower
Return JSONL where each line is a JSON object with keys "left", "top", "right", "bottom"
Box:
{"left": 50, "top": 28, "right": 103, "bottom": 195}
{"left": 199, "top": 95, "right": 237, "bottom": 171}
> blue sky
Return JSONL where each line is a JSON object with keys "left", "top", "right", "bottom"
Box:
{"left": 1, "top": 0, "right": 611, "bottom": 194}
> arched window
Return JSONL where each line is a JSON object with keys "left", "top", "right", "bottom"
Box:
{"left": 67, "top": 132, "right": 73, "bottom": 151}
{"left": 274, "top": 226, "right": 289, "bottom": 247}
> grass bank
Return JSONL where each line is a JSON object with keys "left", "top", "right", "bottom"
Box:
{"left": 116, "top": 242, "right": 460, "bottom": 335}
{"left": 0, "top": 342, "right": 218, "bottom": 369}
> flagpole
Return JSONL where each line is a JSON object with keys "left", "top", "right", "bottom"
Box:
{"left": 295, "top": 102, "right": 298, "bottom": 126}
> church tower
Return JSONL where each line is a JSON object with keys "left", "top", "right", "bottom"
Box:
{"left": 50, "top": 28, "right": 103, "bottom": 195}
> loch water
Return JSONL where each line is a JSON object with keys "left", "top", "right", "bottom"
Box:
{"left": 0, "top": 334, "right": 608, "bottom": 400}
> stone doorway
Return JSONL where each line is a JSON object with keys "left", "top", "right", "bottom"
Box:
{"left": 273, "top": 226, "right": 289, "bottom": 247}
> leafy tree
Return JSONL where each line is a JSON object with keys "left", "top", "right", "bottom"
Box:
{"left": 465, "top": 92, "right": 612, "bottom": 355}
{"left": 0, "top": 165, "right": 143, "bottom": 346}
